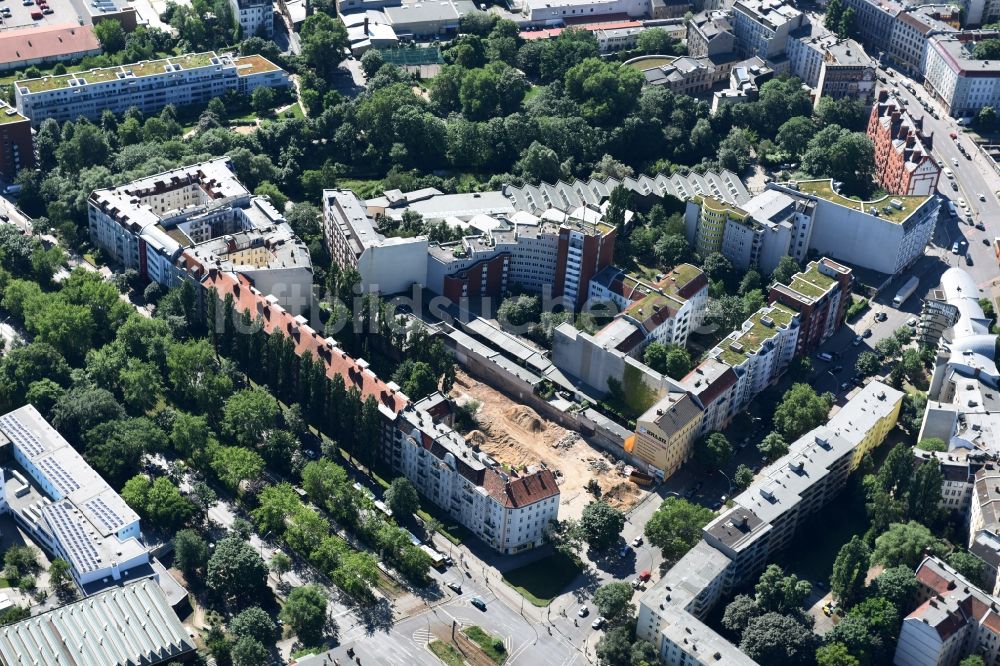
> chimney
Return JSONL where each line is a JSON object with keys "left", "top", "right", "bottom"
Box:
{"left": 364, "top": 17, "right": 369, "bottom": 34}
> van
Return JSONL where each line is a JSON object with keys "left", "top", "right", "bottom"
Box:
{"left": 817, "top": 352, "right": 833, "bottom": 362}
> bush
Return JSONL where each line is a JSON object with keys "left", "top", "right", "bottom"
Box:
{"left": 846, "top": 297, "right": 869, "bottom": 321}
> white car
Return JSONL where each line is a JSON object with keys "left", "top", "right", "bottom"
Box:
{"left": 907, "top": 318, "right": 918, "bottom": 327}
{"left": 631, "top": 536, "right": 643, "bottom": 547}
{"left": 953, "top": 158, "right": 960, "bottom": 167}
{"left": 578, "top": 606, "right": 589, "bottom": 618}
{"left": 959, "top": 199, "right": 968, "bottom": 209}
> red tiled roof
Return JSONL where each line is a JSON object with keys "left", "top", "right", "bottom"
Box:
{"left": 519, "top": 19, "right": 641, "bottom": 40}
{"left": 199, "top": 266, "right": 408, "bottom": 415}
{"left": 483, "top": 468, "right": 559, "bottom": 508}
{"left": 0, "top": 24, "right": 100, "bottom": 66}
{"left": 982, "top": 610, "right": 1000, "bottom": 634}
{"left": 916, "top": 562, "right": 953, "bottom": 595}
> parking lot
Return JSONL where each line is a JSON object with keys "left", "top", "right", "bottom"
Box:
{"left": 0, "top": 0, "right": 81, "bottom": 31}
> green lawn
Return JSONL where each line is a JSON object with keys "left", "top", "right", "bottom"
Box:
{"left": 502, "top": 551, "right": 582, "bottom": 606}
{"left": 463, "top": 626, "right": 507, "bottom": 665}
{"left": 429, "top": 640, "right": 465, "bottom": 666}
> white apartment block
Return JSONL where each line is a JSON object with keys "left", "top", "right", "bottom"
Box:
{"left": 0, "top": 405, "right": 150, "bottom": 590}
{"left": 894, "top": 557, "right": 1000, "bottom": 666}
{"left": 925, "top": 33, "right": 1000, "bottom": 119}
{"left": 88, "top": 158, "right": 313, "bottom": 315}
{"left": 393, "top": 397, "right": 560, "bottom": 554}
{"left": 231, "top": 0, "right": 274, "bottom": 38}
{"left": 770, "top": 180, "right": 938, "bottom": 275}
{"left": 14, "top": 52, "right": 289, "bottom": 125}
{"left": 731, "top": 0, "right": 804, "bottom": 59}
{"left": 520, "top": 0, "right": 651, "bottom": 24}
{"left": 322, "top": 189, "right": 429, "bottom": 296}
{"left": 705, "top": 381, "right": 903, "bottom": 586}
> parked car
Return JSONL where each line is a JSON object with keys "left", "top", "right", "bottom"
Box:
{"left": 979, "top": 193, "right": 987, "bottom": 201}
{"left": 863, "top": 329, "right": 872, "bottom": 338}
{"left": 470, "top": 596, "right": 487, "bottom": 611}
{"left": 907, "top": 318, "right": 918, "bottom": 327}
{"left": 875, "top": 312, "right": 888, "bottom": 322}
{"left": 578, "top": 606, "right": 589, "bottom": 618}
{"left": 631, "top": 536, "right": 643, "bottom": 547}
{"left": 952, "top": 241, "right": 961, "bottom": 254}
{"left": 977, "top": 222, "right": 986, "bottom": 231}
{"left": 966, "top": 254, "right": 974, "bottom": 266}
{"left": 618, "top": 544, "right": 630, "bottom": 558}
{"left": 852, "top": 335, "right": 862, "bottom": 346}
{"left": 592, "top": 616, "right": 606, "bottom": 630}
{"left": 447, "top": 582, "right": 462, "bottom": 593}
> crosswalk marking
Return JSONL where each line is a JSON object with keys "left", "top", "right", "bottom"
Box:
{"left": 412, "top": 627, "right": 432, "bottom": 645}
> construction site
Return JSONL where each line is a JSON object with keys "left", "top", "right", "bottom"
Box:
{"left": 450, "top": 369, "right": 648, "bottom": 520}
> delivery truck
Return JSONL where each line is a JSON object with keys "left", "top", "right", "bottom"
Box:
{"left": 893, "top": 276, "right": 920, "bottom": 308}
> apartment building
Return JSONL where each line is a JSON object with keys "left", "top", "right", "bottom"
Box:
{"left": 632, "top": 390, "right": 704, "bottom": 479}
{"left": 636, "top": 541, "right": 759, "bottom": 666}
{"left": 731, "top": 0, "right": 805, "bottom": 59}
{"left": 815, "top": 38, "right": 877, "bottom": 106}
{"left": 685, "top": 188, "right": 813, "bottom": 275}
{"left": 894, "top": 557, "right": 1000, "bottom": 666}
{"left": 0, "top": 101, "right": 33, "bottom": 181}
{"left": 769, "top": 180, "right": 938, "bottom": 275}
{"left": 635, "top": 381, "right": 901, "bottom": 665}
{"left": 868, "top": 91, "right": 942, "bottom": 196}
{"left": 889, "top": 6, "right": 958, "bottom": 77}
{"left": 588, "top": 263, "right": 709, "bottom": 351}
{"left": 14, "top": 52, "right": 289, "bottom": 125}
{"left": 925, "top": 32, "right": 1000, "bottom": 118}
{"left": 711, "top": 57, "right": 774, "bottom": 113}
{"left": 640, "top": 55, "right": 738, "bottom": 95}
{"left": 89, "top": 158, "right": 313, "bottom": 315}
{"left": 705, "top": 381, "right": 903, "bottom": 587}
{"left": 687, "top": 10, "right": 736, "bottom": 58}
{"left": 0, "top": 405, "right": 150, "bottom": 590}
{"left": 840, "top": 0, "right": 901, "bottom": 51}
{"left": 768, "top": 258, "right": 853, "bottom": 355}
{"left": 519, "top": 0, "right": 651, "bottom": 24}
{"left": 230, "top": 0, "right": 274, "bottom": 37}
{"left": 393, "top": 396, "right": 560, "bottom": 554}
{"left": 323, "top": 189, "right": 429, "bottom": 296}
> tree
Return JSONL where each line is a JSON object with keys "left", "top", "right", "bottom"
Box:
{"left": 94, "top": 19, "right": 126, "bottom": 53}
{"left": 223, "top": 388, "right": 280, "bottom": 448}
{"left": 85, "top": 418, "right": 164, "bottom": 489}
{"left": 815, "top": 97, "right": 868, "bottom": 130}
{"left": 593, "top": 582, "right": 635, "bottom": 626}
{"left": 830, "top": 536, "right": 870, "bottom": 608}
{"left": 948, "top": 550, "right": 987, "bottom": 587}
{"left": 816, "top": 642, "right": 861, "bottom": 666}
{"left": 871, "top": 521, "right": 945, "bottom": 569}
{"left": 595, "top": 625, "right": 632, "bottom": 665}
{"left": 772, "top": 256, "right": 801, "bottom": 285}
{"left": 231, "top": 636, "right": 269, "bottom": 666}
{"left": 206, "top": 537, "right": 268, "bottom": 607}
{"left": 758, "top": 432, "right": 788, "bottom": 462}
{"left": 855, "top": 351, "right": 880, "bottom": 378}
{"left": 360, "top": 48, "right": 384, "bottom": 78}
{"left": 734, "top": 464, "right": 755, "bottom": 490}
{"left": 564, "top": 58, "right": 643, "bottom": 126}
{"left": 773, "top": 383, "right": 833, "bottom": 440}
{"left": 280, "top": 584, "right": 328, "bottom": 645}
{"left": 722, "top": 595, "right": 760, "bottom": 636}
{"left": 515, "top": 141, "right": 561, "bottom": 184}
{"left": 270, "top": 552, "right": 292, "bottom": 582}
{"left": 916, "top": 438, "right": 947, "bottom": 452}
{"left": 776, "top": 116, "right": 815, "bottom": 157}
{"left": 250, "top": 86, "right": 276, "bottom": 115}
{"left": 960, "top": 657, "right": 987, "bottom": 666}
{"left": 173, "top": 529, "right": 209, "bottom": 578}
{"left": 877, "top": 444, "right": 914, "bottom": 498}
{"left": 755, "top": 564, "right": 811, "bottom": 614}
{"left": 579, "top": 501, "right": 626, "bottom": 551}
{"left": 48, "top": 558, "right": 73, "bottom": 598}
{"left": 51, "top": 385, "right": 124, "bottom": 446}
{"left": 212, "top": 446, "right": 266, "bottom": 491}
{"left": 908, "top": 462, "right": 943, "bottom": 524}
{"left": 229, "top": 606, "right": 276, "bottom": 645}
{"left": 300, "top": 13, "right": 349, "bottom": 81}
{"left": 643, "top": 343, "right": 693, "bottom": 380}
{"left": 717, "top": 127, "right": 755, "bottom": 173}
{"left": 740, "top": 612, "right": 816, "bottom": 665}
{"left": 974, "top": 38, "right": 1000, "bottom": 60}
{"left": 694, "top": 432, "right": 732, "bottom": 470}
{"left": 976, "top": 106, "right": 997, "bottom": 130}
{"left": 122, "top": 475, "right": 194, "bottom": 530}
{"left": 800, "top": 127, "right": 876, "bottom": 197}
{"left": 873, "top": 565, "right": 917, "bottom": 612}
{"left": 385, "top": 477, "right": 420, "bottom": 516}
{"left": 644, "top": 497, "right": 715, "bottom": 562}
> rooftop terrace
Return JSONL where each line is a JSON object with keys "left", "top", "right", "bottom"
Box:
{"left": 0, "top": 104, "right": 27, "bottom": 124}
{"left": 717, "top": 302, "right": 796, "bottom": 366}
{"left": 787, "top": 261, "right": 836, "bottom": 299}
{"left": 625, "top": 263, "right": 703, "bottom": 320}
{"left": 17, "top": 51, "right": 223, "bottom": 93}
{"left": 795, "top": 179, "right": 927, "bottom": 223}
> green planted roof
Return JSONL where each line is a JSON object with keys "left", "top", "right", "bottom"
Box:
{"left": 717, "top": 303, "right": 797, "bottom": 367}
{"left": 17, "top": 52, "right": 220, "bottom": 93}
{"left": 786, "top": 261, "right": 836, "bottom": 299}
{"left": 795, "top": 179, "right": 927, "bottom": 224}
